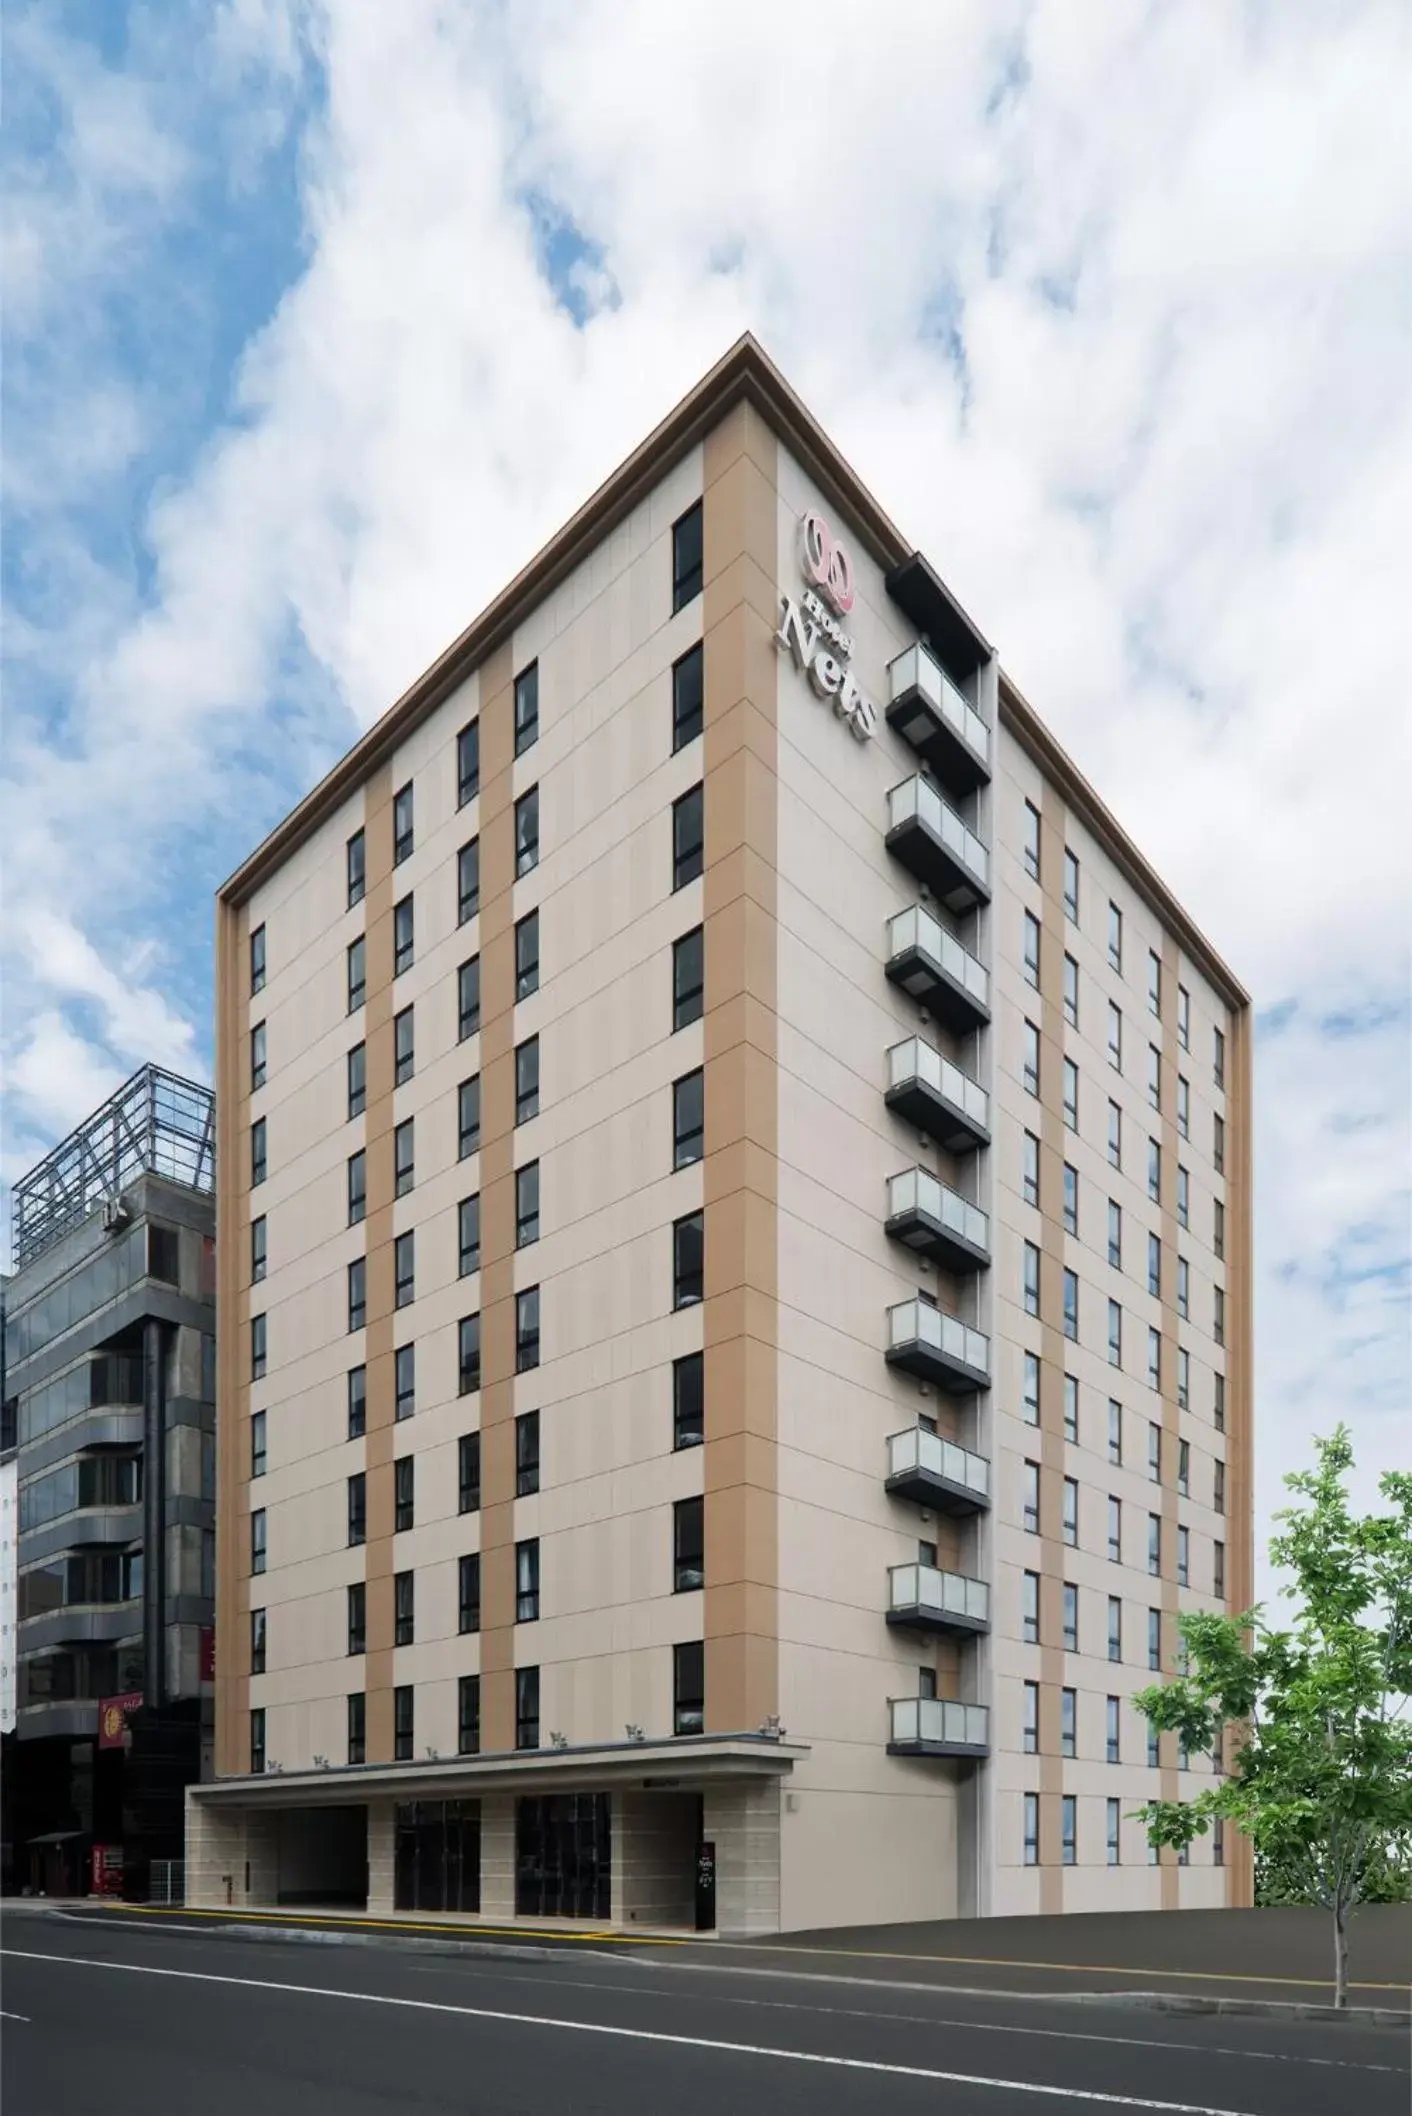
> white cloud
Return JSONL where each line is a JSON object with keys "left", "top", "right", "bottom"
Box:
{"left": 2, "top": 0, "right": 1408, "bottom": 1576}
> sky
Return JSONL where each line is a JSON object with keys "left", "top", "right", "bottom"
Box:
{"left": 2, "top": 0, "right": 1408, "bottom": 1598}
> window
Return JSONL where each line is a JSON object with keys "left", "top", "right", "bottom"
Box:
{"left": 1176, "top": 984, "right": 1190, "bottom": 1051}
{"left": 1107, "top": 1001, "right": 1122, "bottom": 1071}
{"left": 516, "top": 1410, "right": 540, "bottom": 1497}
{"left": 1023, "top": 1680, "right": 1039, "bottom": 1754}
{"left": 674, "top": 1639, "right": 705, "bottom": 1736}
{"left": 1148, "top": 1421, "right": 1162, "bottom": 1483}
{"left": 458, "top": 838, "right": 480, "bottom": 923}
{"left": 1148, "top": 1607, "right": 1162, "bottom": 1670}
{"left": 250, "top": 924, "right": 267, "bottom": 995}
{"left": 673, "top": 1068, "right": 704, "bottom": 1167}
{"left": 1063, "top": 953, "right": 1079, "bottom": 1028}
{"left": 1148, "top": 1513, "right": 1162, "bottom": 1577}
{"left": 1062, "top": 1163, "right": 1078, "bottom": 1236}
{"left": 1108, "top": 901, "right": 1123, "bottom": 972}
{"left": 1023, "top": 1460, "right": 1040, "bottom": 1534}
{"left": 1022, "top": 1352, "right": 1040, "bottom": 1426}
{"left": 514, "top": 660, "right": 539, "bottom": 756}
{"left": 1062, "top": 1059, "right": 1078, "bottom": 1132}
{"left": 1214, "top": 1112, "right": 1227, "bottom": 1177}
{"left": 1108, "top": 1495, "right": 1122, "bottom": 1563}
{"left": 251, "top": 1216, "right": 267, "bottom": 1285}
{"left": 1148, "top": 1044, "right": 1164, "bottom": 1113}
{"left": 251, "top": 1606, "right": 266, "bottom": 1675}
{"left": 516, "top": 1538, "right": 540, "bottom": 1622}
{"left": 1062, "top": 1268, "right": 1078, "bottom": 1342}
{"left": 1213, "top": 1817, "right": 1225, "bottom": 1867}
{"left": 1147, "top": 1726, "right": 1161, "bottom": 1770}
{"left": 347, "top": 1041, "right": 367, "bottom": 1119}
{"left": 346, "top": 828, "right": 366, "bottom": 908}
{"left": 1063, "top": 1374, "right": 1078, "bottom": 1442}
{"left": 1148, "top": 1137, "right": 1161, "bottom": 1203}
{"left": 674, "top": 1351, "right": 704, "bottom": 1449}
{"left": 514, "top": 786, "right": 539, "bottom": 877}
{"left": 1108, "top": 1099, "right": 1122, "bottom": 1169}
{"left": 344, "top": 936, "right": 367, "bottom": 1020}
{"left": 394, "top": 1684, "right": 413, "bottom": 1762}
{"left": 1106, "top": 1199, "right": 1122, "bottom": 1271}
{"left": 1023, "top": 1792, "right": 1039, "bottom": 1866}
{"left": 348, "top": 1150, "right": 367, "bottom": 1225}
{"left": 1213, "top": 1025, "right": 1226, "bottom": 1090}
{"left": 1177, "top": 1347, "right": 1190, "bottom": 1412}
{"left": 1023, "top": 910, "right": 1041, "bottom": 989}
{"left": 673, "top": 641, "right": 703, "bottom": 750}
{"left": 674, "top": 1496, "right": 704, "bottom": 1591}
{"left": 1214, "top": 1459, "right": 1225, "bottom": 1516}
{"left": 1108, "top": 1298, "right": 1122, "bottom": 1368}
{"left": 458, "top": 1194, "right": 481, "bottom": 1277}
{"left": 1023, "top": 1020, "right": 1040, "bottom": 1097}
{"left": 1062, "top": 1476, "right": 1078, "bottom": 1546}
{"left": 1022, "top": 800, "right": 1041, "bottom": 880}
{"left": 251, "top": 1117, "right": 267, "bottom": 1188}
{"left": 347, "top": 1365, "right": 366, "bottom": 1439}
{"left": 251, "top": 1707, "right": 266, "bottom": 1774}
{"left": 1108, "top": 1399, "right": 1123, "bottom": 1465}
{"left": 673, "top": 784, "right": 704, "bottom": 890}
{"left": 1062, "top": 1582, "right": 1078, "bottom": 1651}
{"left": 670, "top": 926, "right": 705, "bottom": 1030}
{"left": 1023, "top": 1241, "right": 1040, "bottom": 1317}
{"left": 1106, "top": 1695, "right": 1121, "bottom": 1765}
{"left": 348, "top": 1472, "right": 366, "bottom": 1547}
{"left": 251, "top": 1021, "right": 267, "bottom": 1092}
{"left": 394, "top": 1005, "right": 414, "bottom": 1086}
{"left": 1022, "top": 1131, "right": 1039, "bottom": 1207}
{"left": 394, "top": 895, "right": 414, "bottom": 976}
{"left": 1022, "top": 1569, "right": 1040, "bottom": 1643}
{"left": 459, "top": 1314, "right": 481, "bottom": 1394}
{"left": 515, "top": 910, "right": 539, "bottom": 1000}
{"left": 1177, "top": 1525, "right": 1190, "bottom": 1588}
{"left": 1177, "top": 1165, "right": 1189, "bottom": 1228}
{"left": 1214, "top": 1197, "right": 1225, "bottom": 1261}
{"left": 1147, "top": 1232, "right": 1161, "bottom": 1299}
{"left": 1061, "top": 1687, "right": 1077, "bottom": 1757}
{"left": 1061, "top": 1794, "right": 1077, "bottom": 1866}
{"left": 1147, "top": 1326, "right": 1161, "bottom": 1390}
{"left": 251, "top": 1313, "right": 267, "bottom": 1382}
{"left": 672, "top": 499, "right": 703, "bottom": 611}
{"left": 459, "top": 1674, "right": 480, "bottom": 1756}
{"left": 515, "top": 1286, "right": 541, "bottom": 1372}
{"left": 1148, "top": 950, "right": 1162, "bottom": 1018}
{"left": 251, "top": 1410, "right": 267, "bottom": 1478}
{"left": 1062, "top": 848, "right": 1079, "bottom": 923}
{"left": 250, "top": 1508, "right": 266, "bottom": 1575}
{"left": 514, "top": 1034, "right": 540, "bottom": 1124}
{"left": 392, "top": 781, "right": 414, "bottom": 865}
{"left": 394, "top": 1231, "right": 415, "bottom": 1308}
{"left": 395, "top": 1343, "right": 415, "bottom": 1422}
{"left": 515, "top": 1162, "right": 540, "bottom": 1248}
{"left": 458, "top": 1433, "right": 481, "bottom": 1514}
{"left": 1214, "top": 1372, "right": 1226, "bottom": 1433}
{"left": 1177, "top": 1255, "right": 1189, "bottom": 1319}
{"left": 395, "top": 1455, "right": 414, "bottom": 1533}
{"left": 395, "top": 1570, "right": 415, "bottom": 1647}
{"left": 1176, "top": 1075, "right": 1189, "bottom": 1140}
{"left": 673, "top": 1211, "right": 704, "bottom": 1308}
{"left": 1177, "top": 1437, "right": 1190, "bottom": 1497}
{"left": 458, "top": 1553, "right": 481, "bottom": 1633}
{"left": 1214, "top": 1539, "right": 1226, "bottom": 1599}
{"left": 1108, "top": 1594, "right": 1122, "bottom": 1662}
{"left": 1107, "top": 1798, "right": 1121, "bottom": 1866}
{"left": 459, "top": 1075, "right": 481, "bottom": 1158}
{"left": 515, "top": 1665, "right": 540, "bottom": 1751}
{"left": 458, "top": 717, "right": 480, "bottom": 806}
{"left": 458, "top": 956, "right": 481, "bottom": 1039}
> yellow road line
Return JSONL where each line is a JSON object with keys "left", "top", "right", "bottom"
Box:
{"left": 76, "top": 1903, "right": 683, "bottom": 1946}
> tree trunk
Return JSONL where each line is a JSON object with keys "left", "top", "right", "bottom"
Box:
{"left": 1333, "top": 1905, "right": 1348, "bottom": 2010}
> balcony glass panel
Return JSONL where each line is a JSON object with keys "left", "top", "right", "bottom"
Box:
{"left": 887, "top": 908, "right": 989, "bottom": 1007}
{"left": 887, "top": 1299, "right": 989, "bottom": 1379}
{"left": 887, "top": 1426, "right": 990, "bottom": 1500}
{"left": 889, "top": 1697, "right": 990, "bottom": 1750}
{"left": 886, "top": 1038, "right": 989, "bottom": 1131}
{"left": 888, "top": 644, "right": 990, "bottom": 769}
{"left": 887, "top": 1169, "right": 988, "bottom": 1255}
{"left": 888, "top": 1562, "right": 990, "bottom": 1626}
{"left": 887, "top": 777, "right": 989, "bottom": 891}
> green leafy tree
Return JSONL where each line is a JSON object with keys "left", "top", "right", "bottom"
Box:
{"left": 1131, "top": 1426, "right": 1412, "bottom": 2007}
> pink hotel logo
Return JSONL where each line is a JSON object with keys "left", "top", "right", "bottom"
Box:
{"left": 800, "top": 509, "right": 856, "bottom": 616}
{"left": 775, "top": 509, "right": 876, "bottom": 742}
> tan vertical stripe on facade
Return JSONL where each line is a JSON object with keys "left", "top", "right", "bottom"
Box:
{"left": 468, "top": 646, "right": 518, "bottom": 1753}
{"left": 1157, "top": 933, "right": 1184, "bottom": 1907}
{"left": 1225, "top": 1002, "right": 1255, "bottom": 1907}
{"left": 361, "top": 763, "right": 398, "bottom": 1761}
{"left": 701, "top": 401, "right": 779, "bottom": 1734}
{"left": 1035, "top": 801, "right": 1072, "bottom": 1913}
{"left": 214, "top": 900, "right": 250, "bottom": 1776}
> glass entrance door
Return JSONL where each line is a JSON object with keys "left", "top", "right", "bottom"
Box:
{"left": 514, "top": 1793, "right": 611, "bottom": 1919}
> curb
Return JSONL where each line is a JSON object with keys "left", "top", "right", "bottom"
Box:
{"left": 44, "top": 1907, "right": 561, "bottom": 1966}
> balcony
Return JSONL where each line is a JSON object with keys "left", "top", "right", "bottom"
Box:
{"left": 885, "top": 1039, "right": 989, "bottom": 1153}
{"left": 885, "top": 908, "right": 990, "bottom": 1034}
{"left": 886, "top": 1170, "right": 989, "bottom": 1273}
{"left": 887, "top": 1563, "right": 990, "bottom": 1636}
{"left": 886, "top": 1427, "right": 990, "bottom": 1515}
{"left": 885, "top": 778, "right": 990, "bottom": 911}
{"left": 886, "top": 1299, "right": 990, "bottom": 1393}
{"left": 888, "top": 1696, "right": 990, "bottom": 1759}
{"left": 886, "top": 644, "right": 990, "bottom": 792}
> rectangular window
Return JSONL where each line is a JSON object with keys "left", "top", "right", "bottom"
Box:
{"left": 395, "top": 1570, "right": 415, "bottom": 1647}
{"left": 1176, "top": 1254, "right": 1189, "bottom": 1318}
{"left": 1108, "top": 1494, "right": 1122, "bottom": 1563}
{"left": 1177, "top": 1525, "right": 1190, "bottom": 1587}
{"left": 251, "top": 1606, "right": 266, "bottom": 1675}
{"left": 514, "top": 1034, "right": 540, "bottom": 1124}
{"left": 1062, "top": 1475, "right": 1078, "bottom": 1546}
{"left": 673, "top": 1640, "right": 705, "bottom": 1737}
{"left": 1062, "top": 1058, "right": 1078, "bottom": 1132}
{"left": 1148, "top": 1726, "right": 1161, "bottom": 1770}
{"left": 251, "top": 1021, "right": 267, "bottom": 1092}
{"left": 1023, "top": 1241, "right": 1040, "bottom": 1317}
{"left": 1022, "top": 1569, "right": 1040, "bottom": 1643}
{"left": 1062, "top": 1268, "right": 1078, "bottom": 1342}
{"left": 392, "top": 781, "right": 414, "bottom": 865}
{"left": 1063, "top": 952, "right": 1079, "bottom": 1027}
{"left": 1148, "top": 1137, "right": 1162, "bottom": 1203}
{"left": 1213, "top": 1817, "right": 1225, "bottom": 1867}
{"left": 394, "top": 1005, "right": 414, "bottom": 1086}
{"left": 1023, "top": 910, "right": 1041, "bottom": 989}
{"left": 1063, "top": 1374, "right": 1078, "bottom": 1443}
{"left": 459, "top": 1433, "right": 481, "bottom": 1514}
{"left": 459, "top": 1074, "right": 481, "bottom": 1158}
{"left": 395, "top": 1343, "right": 415, "bottom": 1422}
{"left": 1108, "top": 1595, "right": 1122, "bottom": 1663}
{"left": 1107, "top": 1798, "right": 1121, "bottom": 1866}
{"left": 1214, "top": 1371, "right": 1226, "bottom": 1433}
{"left": 348, "top": 1473, "right": 366, "bottom": 1547}
{"left": 251, "top": 1215, "right": 267, "bottom": 1284}
{"left": 347, "top": 828, "right": 366, "bottom": 908}
{"left": 1108, "top": 1399, "right": 1123, "bottom": 1465}
{"left": 516, "top": 1538, "right": 540, "bottom": 1623}
{"left": 395, "top": 1455, "right": 414, "bottom": 1533}
{"left": 1148, "top": 950, "right": 1162, "bottom": 1018}
{"left": 1062, "top": 1162, "right": 1078, "bottom": 1237}
{"left": 1061, "top": 1794, "right": 1077, "bottom": 1866}
{"left": 1108, "top": 901, "right": 1123, "bottom": 972}
{"left": 1061, "top": 1687, "right": 1077, "bottom": 1757}
{"left": 1108, "top": 1298, "right": 1122, "bottom": 1369}
{"left": 459, "top": 1675, "right": 480, "bottom": 1756}
{"left": 515, "top": 1162, "right": 540, "bottom": 1248}
{"left": 1108, "top": 1001, "right": 1122, "bottom": 1071}
{"left": 1022, "top": 1351, "right": 1040, "bottom": 1426}
{"left": 1147, "top": 1231, "right": 1161, "bottom": 1299}
{"left": 458, "top": 956, "right": 481, "bottom": 1039}
{"left": 1108, "top": 1099, "right": 1121, "bottom": 1169}
{"left": 1214, "top": 1284, "right": 1226, "bottom": 1348}
{"left": 1023, "top": 1021, "right": 1040, "bottom": 1097}
{"left": 671, "top": 927, "right": 705, "bottom": 1031}
{"left": 347, "top": 1041, "right": 366, "bottom": 1119}
{"left": 251, "top": 1117, "right": 267, "bottom": 1188}
{"left": 516, "top": 1286, "right": 541, "bottom": 1372}
{"left": 673, "top": 1211, "right": 704, "bottom": 1308}
{"left": 1022, "top": 1131, "right": 1039, "bottom": 1208}
{"left": 251, "top": 1708, "right": 266, "bottom": 1774}
{"left": 1177, "top": 984, "right": 1190, "bottom": 1051}
{"left": 1023, "top": 1460, "right": 1040, "bottom": 1535}
{"left": 1147, "top": 1326, "right": 1161, "bottom": 1390}
{"left": 348, "top": 1150, "right": 367, "bottom": 1226}
{"left": 458, "top": 718, "right": 480, "bottom": 806}
{"left": 515, "top": 1666, "right": 540, "bottom": 1751}
{"left": 1023, "top": 1792, "right": 1039, "bottom": 1867}
{"left": 673, "top": 1068, "right": 704, "bottom": 1167}
{"left": 1213, "top": 1025, "right": 1226, "bottom": 1090}
{"left": 672, "top": 641, "right": 703, "bottom": 750}
{"left": 250, "top": 924, "right": 266, "bottom": 995}
{"left": 514, "top": 785, "right": 539, "bottom": 877}
{"left": 673, "top": 784, "right": 704, "bottom": 890}
{"left": 393, "top": 894, "right": 414, "bottom": 976}
{"left": 1177, "top": 1437, "right": 1190, "bottom": 1497}
{"left": 394, "top": 1685, "right": 413, "bottom": 1762}
{"left": 394, "top": 1230, "right": 415, "bottom": 1309}
{"left": 672, "top": 499, "right": 703, "bottom": 611}
{"left": 673, "top": 1351, "right": 704, "bottom": 1450}
{"left": 251, "top": 1409, "right": 267, "bottom": 1478}
{"left": 1177, "top": 1164, "right": 1189, "bottom": 1228}
{"left": 514, "top": 660, "right": 539, "bottom": 756}
{"left": 1062, "top": 1582, "right": 1078, "bottom": 1651}
{"left": 1148, "top": 1421, "right": 1162, "bottom": 1483}
{"left": 516, "top": 1409, "right": 541, "bottom": 1497}
{"left": 348, "top": 1365, "right": 366, "bottom": 1440}
{"left": 1214, "top": 1539, "right": 1226, "bottom": 1599}
{"left": 1106, "top": 1696, "right": 1121, "bottom": 1764}
{"left": 1062, "top": 848, "right": 1079, "bottom": 923}
{"left": 1177, "top": 1346, "right": 1190, "bottom": 1412}
{"left": 1177, "top": 1075, "right": 1190, "bottom": 1140}
{"left": 458, "top": 1314, "right": 481, "bottom": 1395}
{"left": 1023, "top": 800, "right": 1041, "bottom": 880}
{"left": 674, "top": 1495, "right": 705, "bottom": 1591}
{"left": 251, "top": 1312, "right": 267, "bottom": 1381}
{"left": 1214, "top": 1197, "right": 1225, "bottom": 1260}
{"left": 1148, "top": 1513, "right": 1162, "bottom": 1577}
{"left": 515, "top": 910, "right": 539, "bottom": 1000}
{"left": 351, "top": 1694, "right": 368, "bottom": 1766}
{"left": 459, "top": 1194, "right": 481, "bottom": 1277}
{"left": 1147, "top": 1044, "right": 1162, "bottom": 1113}
{"left": 1214, "top": 1459, "right": 1226, "bottom": 1516}
{"left": 458, "top": 838, "right": 480, "bottom": 923}
{"left": 1149, "top": 1607, "right": 1162, "bottom": 1670}
{"left": 1023, "top": 1680, "right": 1039, "bottom": 1754}
{"left": 1107, "top": 1199, "right": 1122, "bottom": 1270}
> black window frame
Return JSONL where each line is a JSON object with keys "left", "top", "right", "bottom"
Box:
{"left": 347, "top": 828, "right": 366, "bottom": 907}
{"left": 459, "top": 955, "right": 481, "bottom": 1040}
{"left": 250, "top": 924, "right": 266, "bottom": 996}
{"left": 458, "top": 1313, "right": 481, "bottom": 1395}
{"left": 393, "top": 780, "right": 414, "bottom": 865}
{"left": 393, "top": 894, "right": 414, "bottom": 977}
{"left": 347, "top": 1580, "right": 366, "bottom": 1656}
{"left": 348, "top": 1149, "right": 367, "bottom": 1226}
{"left": 516, "top": 1537, "right": 540, "bottom": 1623}
{"left": 514, "top": 660, "right": 539, "bottom": 756}
{"left": 458, "top": 1193, "right": 481, "bottom": 1277}
{"left": 673, "top": 1210, "right": 703, "bottom": 1308}
{"left": 515, "top": 1665, "right": 539, "bottom": 1751}
{"left": 458, "top": 1433, "right": 481, "bottom": 1514}
{"left": 394, "top": 1005, "right": 414, "bottom": 1086}
{"left": 458, "top": 837, "right": 480, "bottom": 924}
{"left": 251, "top": 1312, "right": 267, "bottom": 1382}
{"left": 394, "top": 1230, "right": 415, "bottom": 1309}
{"left": 251, "top": 1707, "right": 266, "bottom": 1773}
{"left": 251, "top": 1408, "right": 267, "bottom": 1478}
{"left": 394, "top": 1455, "right": 414, "bottom": 1533}
{"left": 348, "top": 1691, "right": 366, "bottom": 1765}
{"left": 515, "top": 1035, "right": 540, "bottom": 1124}
{"left": 673, "top": 1068, "right": 704, "bottom": 1168}
{"left": 515, "top": 1160, "right": 540, "bottom": 1248}
{"left": 515, "top": 1286, "right": 540, "bottom": 1373}
{"left": 515, "top": 909, "right": 539, "bottom": 1000}
{"left": 460, "top": 1549, "right": 483, "bottom": 1635}
{"left": 348, "top": 1041, "right": 367, "bottom": 1119}
{"left": 514, "top": 785, "right": 539, "bottom": 878}
{"left": 458, "top": 1674, "right": 480, "bottom": 1755}
{"left": 348, "top": 1256, "right": 366, "bottom": 1332}
{"left": 672, "top": 640, "right": 703, "bottom": 751}
{"left": 458, "top": 1074, "right": 481, "bottom": 1158}
{"left": 251, "top": 1020, "right": 267, "bottom": 1091}
{"left": 348, "top": 935, "right": 366, "bottom": 1013}
{"left": 672, "top": 926, "right": 703, "bottom": 1029}
{"left": 515, "top": 1409, "right": 540, "bottom": 1497}
{"left": 394, "top": 1683, "right": 414, "bottom": 1762}
{"left": 395, "top": 1569, "right": 415, "bottom": 1647}
{"left": 348, "top": 1472, "right": 366, "bottom": 1547}
{"left": 395, "top": 1342, "right": 416, "bottom": 1422}
{"left": 348, "top": 1365, "right": 366, "bottom": 1440}
{"left": 251, "top": 1215, "right": 267, "bottom": 1285}
{"left": 673, "top": 1350, "right": 704, "bottom": 1450}
{"left": 673, "top": 1495, "right": 704, "bottom": 1591}
{"left": 672, "top": 500, "right": 703, "bottom": 612}
{"left": 394, "top": 1117, "right": 415, "bottom": 1198}
{"left": 673, "top": 1638, "right": 704, "bottom": 1736}
{"left": 672, "top": 783, "right": 704, "bottom": 890}
{"left": 251, "top": 1605, "right": 266, "bottom": 1675}
{"left": 251, "top": 1117, "right": 267, "bottom": 1188}
{"left": 457, "top": 717, "right": 480, "bottom": 806}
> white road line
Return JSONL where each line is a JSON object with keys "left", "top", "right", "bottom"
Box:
{"left": 0, "top": 2009, "right": 31, "bottom": 2022}
{"left": 0, "top": 1948, "right": 1259, "bottom": 2114}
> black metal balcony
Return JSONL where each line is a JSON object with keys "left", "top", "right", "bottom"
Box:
{"left": 886, "top": 1563, "right": 990, "bottom": 1637}
{"left": 885, "top": 643, "right": 990, "bottom": 793}
{"left": 885, "top": 1299, "right": 990, "bottom": 1394}
{"left": 884, "top": 1039, "right": 989, "bottom": 1153}
{"left": 885, "top": 908, "right": 990, "bottom": 1035}
{"left": 885, "top": 1427, "right": 990, "bottom": 1516}
{"left": 887, "top": 1696, "right": 990, "bottom": 1759}
{"left": 885, "top": 1170, "right": 989, "bottom": 1273}
{"left": 885, "top": 777, "right": 990, "bottom": 911}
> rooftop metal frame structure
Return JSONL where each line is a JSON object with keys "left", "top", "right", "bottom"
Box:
{"left": 12, "top": 1064, "right": 215, "bottom": 1271}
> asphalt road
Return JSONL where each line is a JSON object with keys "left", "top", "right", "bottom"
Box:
{"left": 2, "top": 1906, "right": 1408, "bottom": 2116}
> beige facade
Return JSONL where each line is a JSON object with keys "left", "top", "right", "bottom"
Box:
{"left": 196, "top": 337, "right": 1251, "bottom": 1934}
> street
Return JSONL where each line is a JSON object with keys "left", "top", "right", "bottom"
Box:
{"left": 2, "top": 1907, "right": 1407, "bottom": 2115}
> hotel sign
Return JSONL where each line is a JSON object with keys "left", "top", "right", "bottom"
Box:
{"left": 776, "top": 510, "right": 877, "bottom": 742}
